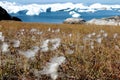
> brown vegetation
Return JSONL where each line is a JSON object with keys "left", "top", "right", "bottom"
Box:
{"left": 0, "top": 21, "right": 120, "bottom": 80}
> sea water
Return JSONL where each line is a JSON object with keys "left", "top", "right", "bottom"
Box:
{"left": 0, "top": 1, "right": 120, "bottom": 23}
{"left": 10, "top": 10, "right": 120, "bottom": 23}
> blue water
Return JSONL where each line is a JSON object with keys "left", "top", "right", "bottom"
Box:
{"left": 10, "top": 10, "right": 120, "bottom": 23}
{"left": 11, "top": 11, "right": 71, "bottom": 23}
{"left": 1, "top": 1, "right": 119, "bottom": 23}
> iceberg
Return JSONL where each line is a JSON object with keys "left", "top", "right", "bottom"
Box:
{"left": 0, "top": 1, "right": 120, "bottom": 16}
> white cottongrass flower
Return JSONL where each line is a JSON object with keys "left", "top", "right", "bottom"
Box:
{"left": 19, "top": 29, "right": 25, "bottom": 35}
{"left": 19, "top": 46, "right": 39, "bottom": 58}
{"left": 30, "top": 28, "right": 43, "bottom": 35}
{"left": 40, "top": 39, "right": 50, "bottom": 52}
{"left": 48, "top": 28, "right": 51, "bottom": 32}
{"left": 115, "top": 45, "right": 120, "bottom": 50}
{"left": 113, "top": 33, "right": 118, "bottom": 39}
{"left": 31, "top": 36, "right": 36, "bottom": 41}
{"left": 0, "top": 32, "right": 2, "bottom": 37}
{"left": 103, "top": 33, "right": 108, "bottom": 37}
{"left": 90, "top": 41, "right": 94, "bottom": 49}
{"left": 83, "top": 35, "right": 92, "bottom": 42}
{"left": 55, "top": 29, "right": 60, "bottom": 33}
{"left": 37, "top": 31, "right": 43, "bottom": 35}
{"left": 90, "top": 45, "right": 94, "bottom": 49}
{"left": 100, "top": 30, "right": 105, "bottom": 33}
{"left": 68, "top": 34, "right": 72, "bottom": 38}
{"left": 0, "top": 32, "right": 4, "bottom": 41}
{"left": 87, "top": 34, "right": 92, "bottom": 38}
{"left": 20, "top": 29, "right": 25, "bottom": 32}
{"left": 12, "top": 40, "right": 20, "bottom": 48}
{"left": 91, "top": 32, "right": 96, "bottom": 36}
{"left": 40, "top": 56, "right": 66, "bottom": 80}
{"left": 40, "top": 38, "right": 61, "bottom": 52}
{"left": 1, "top": 42, "right": 9, "bottom": 53}
{"left": 52, "top": 30, "right": 55, "bottom": 33}
{"left": 30, "top": 28, "right": 37, "bottom": 33}
{"left": 96, "top": 38, "right": 102, "bottom": 44}
{"left": 0, "top": 36, "right": 4, "bottom": 42}
{"left": 50, "top": 38, "right": 61, "bottom": 51}
{"left": 96, "top": 34, "right": 101, "bottom": 38}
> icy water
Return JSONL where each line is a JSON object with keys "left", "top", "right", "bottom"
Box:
{"left": 10, "top": 10, "right": 120, "bottom": 23}
{"left": 1, "top": 1, "right": 120, "bottom": 23}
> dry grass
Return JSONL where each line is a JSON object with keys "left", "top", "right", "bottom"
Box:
{"left": 0, "top": 21, "right": 120, "bottom": 80}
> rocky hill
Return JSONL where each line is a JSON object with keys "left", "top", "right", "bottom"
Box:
{"left": 0, "top": 6, "right": 22, "bottom": 21}
{"left": 63, "top": 18, "right": 86, "bottom": 24}
{"left": 87, "top": 16, "right": 120, "bottom": 26}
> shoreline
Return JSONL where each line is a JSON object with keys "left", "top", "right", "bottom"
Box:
{"left": 0, "top": 20, "right": 120, "bottom": 27}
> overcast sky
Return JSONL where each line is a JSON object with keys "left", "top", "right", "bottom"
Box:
{"left": 1, "top": 0, "right": 120, "bottom": 4}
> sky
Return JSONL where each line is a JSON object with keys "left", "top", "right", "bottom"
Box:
{"left": 1, "top": 0, "right": 120, "bottom": 4}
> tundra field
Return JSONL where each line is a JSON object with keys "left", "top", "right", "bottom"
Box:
{"left": 0, "top": 21, "right": 120, "bottom": 80}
